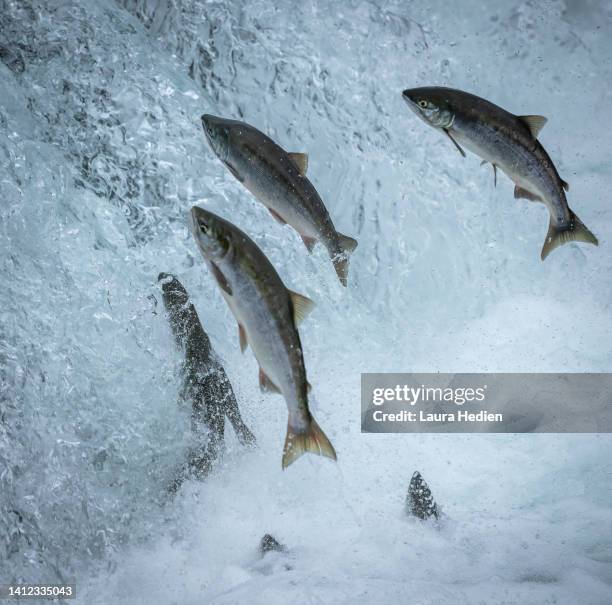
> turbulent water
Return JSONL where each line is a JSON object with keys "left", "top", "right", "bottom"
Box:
{"left": 1, "top": 0, "right": 611, "bottom": 603}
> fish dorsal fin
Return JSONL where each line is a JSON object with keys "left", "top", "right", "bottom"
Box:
{"left": 288, "top": 290, "right": 315, "bottom": 325}
{"left": 517, "top": 115, "right": 547, "bottom": 138}
{"left": 288, "top": 152, "right": 308, "bottom": 176}
{"left": 561, "top": 179, "right": 569, "bottom": 192}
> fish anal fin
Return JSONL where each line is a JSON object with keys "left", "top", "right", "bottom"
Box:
{"left": 288, "top": 290, "right": 315, "bottom": 325}
{"left": 269, "top": 208, "right": 287, "bottom": 225}
{"left": 517, "top": 115, "right": 547, "bottom": 138}
{"left": 259, "top": 367, "right": 281, "bottom": 394}
{"left": 443, "top": 129, "right": 466, "bottom": 157}
{"left": 210, "top": 261, "right": 232, "bottom": 296}
{"left": 514, "top": 185, "right": 542, "bottom": 203}
{"left": 287, "top": 152, "right": 308, "bottom": 176}
{"left": 301, "top": 234, "right": 317, "bottom": 253}
{"left": 238, "top": 323, "right": 248, "bottom": 353}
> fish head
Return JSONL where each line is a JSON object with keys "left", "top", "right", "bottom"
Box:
{"left": 201, "top": 114, "right": 232, "bottom": 161}
{"left": 402, "top": 87, "right": 455, "bottom": 129}
{"left": 190, "top": 206, "right": 232, "bottom": 261}
{"left": 157, "top": 272, "right": 188, "bottom": 304}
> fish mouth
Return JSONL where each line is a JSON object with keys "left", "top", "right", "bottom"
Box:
{"left": 201, "top": 114, "right": 215, "bottom": 145}
{"left": 190, "top": 206, "right": 202, "bottom": 236}
{"left": 401, "top": 89, "right": 421, "bottom": 116}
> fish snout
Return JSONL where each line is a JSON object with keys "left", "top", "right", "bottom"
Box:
{"left": 402, "top": 89, "right": 417, "bottom": 104}
{"left": 201, "top": 113, "right": 220, "bottom": 129}
{"left": 190, "top": 206, "right": 204, "bottom": 233}
{"left": 200, "top": 114, "right": 230, "bottom": 159}
{"left": 401, "top": 89, "right": 421, "bottom": 116}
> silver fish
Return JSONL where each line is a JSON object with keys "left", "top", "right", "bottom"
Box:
{"left": 190, "top": 206, "right": 337, "bottom": 468}
{"left": 201, "top": 114, "right": 358, "bottom": 285}
{"left": 402, "top": 86, "right": 598, "bottom": 260}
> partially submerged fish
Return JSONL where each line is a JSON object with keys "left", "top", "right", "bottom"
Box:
{"left": 190, "top": 206, "right": 336, "bottom": 468}
{"left": 402, "top": 86, "right": 598, "bottom": 260}
{"left": 201, "top": 114, "right": 358, "bottom": 285}
{"left": 159, "top": 272, "right": 256, "bottom": 491}
{"left": 406, "top": 471, "right": 439, "bottom": 521}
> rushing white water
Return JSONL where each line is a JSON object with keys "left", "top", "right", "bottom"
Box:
{"left": 1, "top": 0, "right": 611, "bottom": 603}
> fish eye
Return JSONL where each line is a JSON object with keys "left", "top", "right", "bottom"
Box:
{"left": 417, "top": 99, "right": 428, "bottom": 108}
{"left": 199, "top": 221, "right": 208, "bottom": 232}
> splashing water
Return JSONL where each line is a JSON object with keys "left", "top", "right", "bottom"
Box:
{"left": 1, "top": 0, "right": 611, "bottom": 603}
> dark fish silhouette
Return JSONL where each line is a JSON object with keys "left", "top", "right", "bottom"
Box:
{"left": 406, "top": 471, "right": 439, "bottom": 520}
{"left": 159, "top": 272, "right": 255, "bottom": 491}
{"left": 259, "top": 534, "right": 287, "bottom": 557}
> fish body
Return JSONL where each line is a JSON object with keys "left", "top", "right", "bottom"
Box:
{"left": 158, "top": 272, "right": 256, "bottom": 448}
{"left": 190, "top": 206, "right": 336, "bottom": 468}
{"left": 201, "top": 114, "right": 357, "bottom": 285}
{"left": 158, "top": 273, "right": 256, "bottom": 491}
{"left": 402, "top": 86, "right": 598, "bottom": 259}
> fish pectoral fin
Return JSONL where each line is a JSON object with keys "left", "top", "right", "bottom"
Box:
{"left": 288, "top": 290, "right": 315, "bottom": 325}
{"left": 268, "top": 208, "right": 287, "bottom": 225}
{"left": 238, "top": 323, "right": 248, "bottom": 353}
{"left": 224, "top": 161, "right": 243, "bottom": 182}
{"left": 300, "top": 234, "right": 317, "bottom": 253}
{"left": 259, "top": 367, "right": 281, "bottom": 394}
{"left": 287, "top": 152, "right": 308, "bottom": 176}
{"left": 443, "top": 129, "right": 466, "bottom": 157}
{"left": 210, "top": 261, "right": 233, "bottom": 296}
{"left": 514, "top": 185, "right": 542, "bottom": 203}
{"left": 517, "top": 115, "right": 547, "bottom": 138}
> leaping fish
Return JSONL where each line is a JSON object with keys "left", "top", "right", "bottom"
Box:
{"left": 190, "top": 206, "right": 337, "bottom": 468}
{"left": 402, "top": 87, "right": 598, "bottom": 260}
{"left": 201, "top": 114, "right": 358, "bottom": 285}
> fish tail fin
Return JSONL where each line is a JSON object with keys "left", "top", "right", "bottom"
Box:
{"left": 282, "top": 415, "right": 337, "bottom": 469}
{"left": 332, "top": 233, "right": 358, "bottom": 287}
{"left": 541, "top": 209, "right": 598, "bottom": 260}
